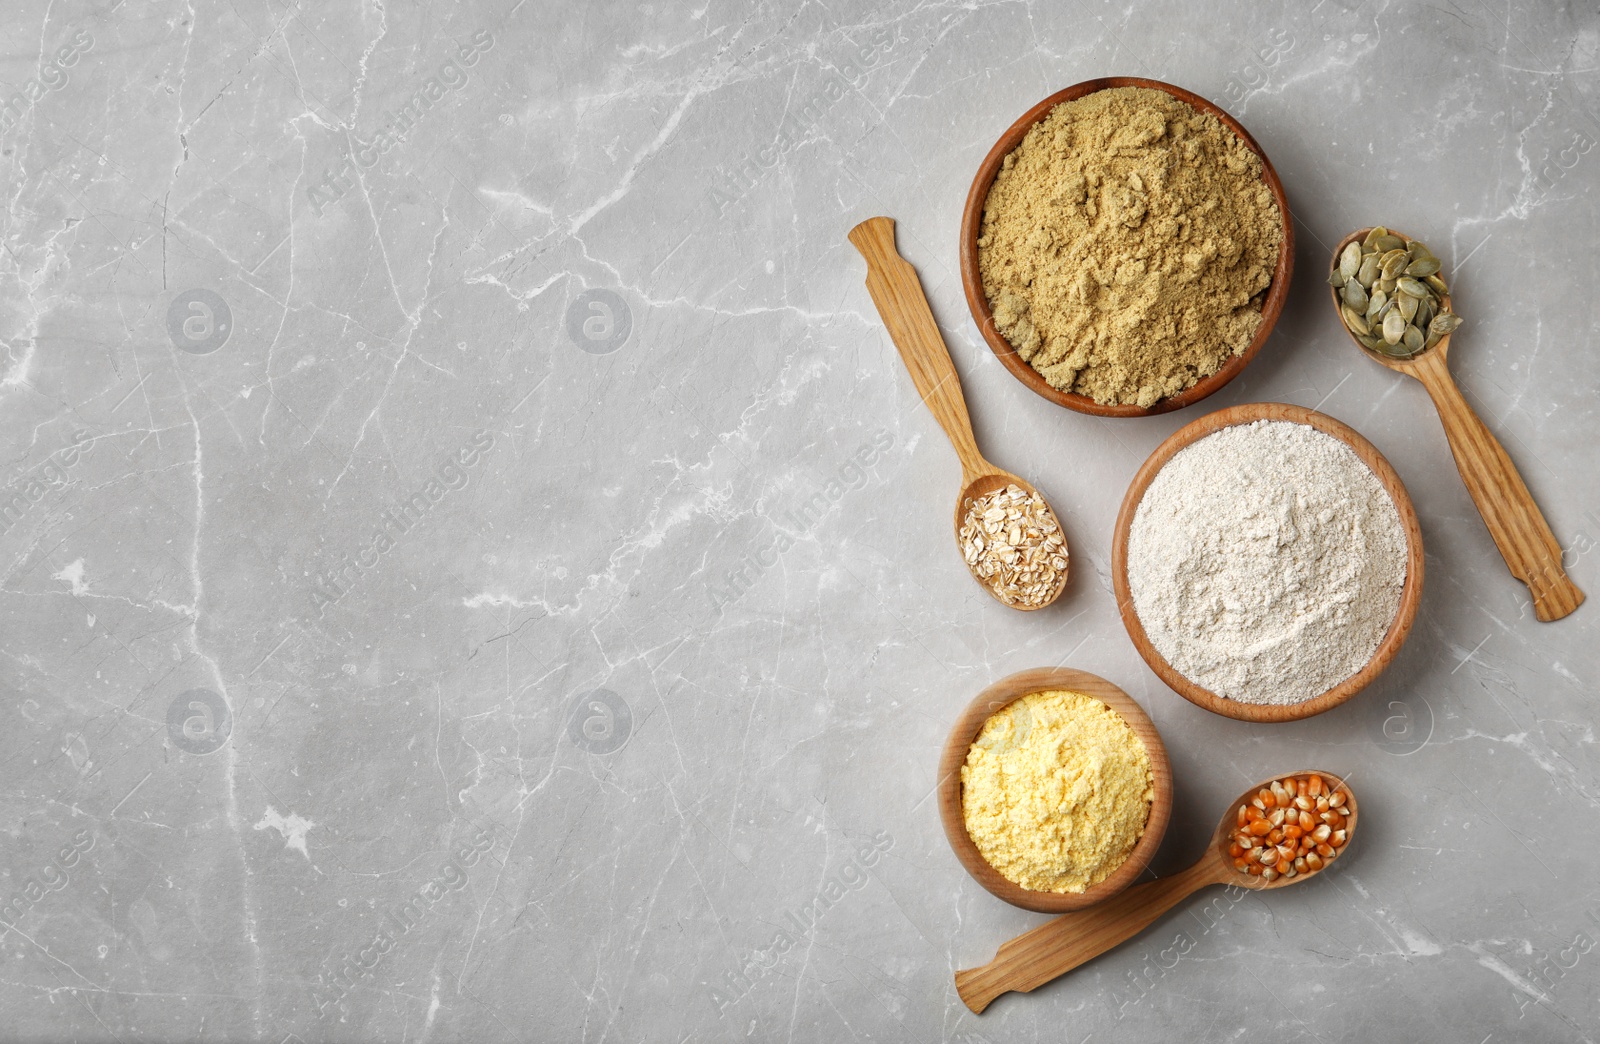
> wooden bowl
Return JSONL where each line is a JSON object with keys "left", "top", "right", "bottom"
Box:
{"left": 1111, "top": 402, "right": 1425, "bottom": 722}
{"left": 958, "top": 77, "right": 1295, "bottom": 417}
{"left": 937, "top": 667, "right": 1173, "bottom": 913}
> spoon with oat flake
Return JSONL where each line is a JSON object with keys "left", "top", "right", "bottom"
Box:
{"left": 955, "top": 771, "right": 1358, "bottom": 1014}
{"left": 849, "top": 217, "right": 1068, "bottom": 611}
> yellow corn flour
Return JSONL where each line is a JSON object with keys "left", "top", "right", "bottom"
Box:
{"left": 961, "top": 689, "right": 1153, "bottom": 893}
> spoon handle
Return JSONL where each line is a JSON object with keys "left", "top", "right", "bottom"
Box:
{"left": 848, "top": 217, "right": 990, "bottom": 481}
{"left": 1410, "top": 350, "right": 1584, "bottom": 621}
{"left": 954, "top": 857, "right": 1222, "bottom": 1014}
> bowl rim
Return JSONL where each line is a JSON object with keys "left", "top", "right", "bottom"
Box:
{"left": 958, "top": 76, "right": 1296, "bottom": 417}
{"left": 936, "top": 667, "right": 1174, "bottom": 913}
{"left": 1110, "top": 402, "right": 1426, "bottom": 722}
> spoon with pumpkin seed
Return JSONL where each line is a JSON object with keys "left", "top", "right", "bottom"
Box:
{"left": 1328, "top": 226, "right": 1584, "bottom": 622}
{"left": 1331, "top": 226, "right": 1460, "bottom": 356}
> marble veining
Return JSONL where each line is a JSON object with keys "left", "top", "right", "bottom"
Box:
{"left": 1, "top": 0, "right": 1597, "bottom": 1040}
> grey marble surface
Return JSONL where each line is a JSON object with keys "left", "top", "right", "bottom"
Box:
{"left": 2, "top": 0, "right": 1598, "bottom": 1041}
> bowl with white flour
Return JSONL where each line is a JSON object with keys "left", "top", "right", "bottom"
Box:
{"left": 1112, "top": 402, "right": 1424, "bottom": 722}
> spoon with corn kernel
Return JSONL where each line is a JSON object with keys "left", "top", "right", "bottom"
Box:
{"left": 954, "top": 772, "right": 1357, "bottom": 1014}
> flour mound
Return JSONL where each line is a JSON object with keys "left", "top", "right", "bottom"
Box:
{"left": 1127, "top": 420, "right": 1407, "bottom": 705}
{"left": 977, "top": 86, "right": 1283, "bottom": 408}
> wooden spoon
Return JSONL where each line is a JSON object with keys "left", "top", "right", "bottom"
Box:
{"left": 849, "top": 216, "right": 1068, "bottom": 611}
{"left": 954, "top": 771, "right": 1357, "bottom": 1014}
{"left": 1330, "top": 228, "right": 1583, "bottom": 622}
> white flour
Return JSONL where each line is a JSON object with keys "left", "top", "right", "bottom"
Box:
{"left": 1127, "top": 420, "right": 1407, "bottom": 705}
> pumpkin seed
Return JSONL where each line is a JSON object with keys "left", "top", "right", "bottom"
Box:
{"left": 1329, "top": 268, "right": 1347, "bottom": 288}
{"left": 1396, "top": 276, "right": 1429, "bottom": 299}
{"left": 1380, "top": 250, "right": 1409, "bottom": 280}
{"left": 1362, "top": 226, "right": 1388, "bottom": 249}
{"left": 1373, "top": 234, "right": 1406, "bottom": 253}
{"left": 1357, "top": 255, "right": 1380, "bottom": 288}
{"left": 1383, "top": 311, "right": 1406, "bottom": 344}
{"left": 1343, "top": 279, "right": 1369, "bottom": 311}
{"left": 1377, "top": 276, "right": 1397, "bottom": 295}
{"left": 1366, "top": 289, "right": 1388, "bottom": 321}
{"left": 1403, "top": 324, "right": 1425, "bottom": 352}
{"left": 1425, "top": 273, "right": 1449, "bottom": 296}
{"left": 1342, "top": 305, "right": 1371, "bottom": 336}
{"left": 1340, "top": 242, "right": 1363, "bottom": 280}
{"left": 1373, "top": 338, "right": 1413, "bottom": 358}
{"left": 1398, "top": 292, "right": 1419, "bottom": 322}
{"left": 1404, "top": 257, "right": 1441, "bottom": 278}
{"left": 1415, "top": 295, "right": 1435, "bottom": 331}
{"left": 1407, "top": 239, "right": 1435, "bottom": 262}
{"left": 1429, "top": 312, "right": 1464, "bottom": 337}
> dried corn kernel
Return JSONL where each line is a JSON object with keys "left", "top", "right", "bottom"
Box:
{"left": 1228, "top": 774, "right": 1352, "bottom": 883}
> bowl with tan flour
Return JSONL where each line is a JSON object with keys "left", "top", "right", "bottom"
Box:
{"left": 1111, "top": 403, "right": 1425, "bottom": 723}
{"left": 960, "top": 78, "right": 1295, "bottom": 417}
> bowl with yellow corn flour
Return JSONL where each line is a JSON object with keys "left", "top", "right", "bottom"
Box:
{"left": 959, "top": 78, "right": 1294, "bottom": 417}
{"left": 937, "top": 668, "right": 1172, "bottom": 912}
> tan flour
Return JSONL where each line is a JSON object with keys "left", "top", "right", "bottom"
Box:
{"left": 977, "top": 87, "right": 1283, "bottom": 407}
